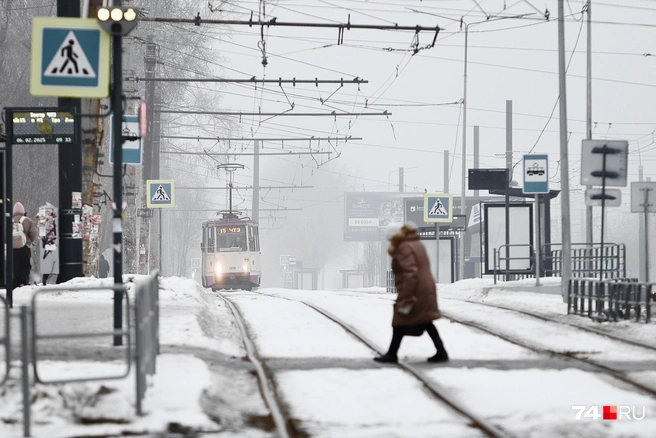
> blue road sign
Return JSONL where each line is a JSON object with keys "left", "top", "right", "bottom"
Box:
{"left": 523, "top": 154, "right": 549, "bottom": 194}
{"left": 110, "top": 115, "right": 142, "bottom": 165}
{"left": 423, "top": 193, "right": 453, "bottom": 223}
{"left": 147, "top": 180, "right": 175, "bottom": 208}
{"left": 31, "top": 17, "right": 110, "bottom": 98}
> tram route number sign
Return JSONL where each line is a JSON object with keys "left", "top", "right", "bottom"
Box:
{"left": 8, "top": 108, "right": 75, "bottom": 144}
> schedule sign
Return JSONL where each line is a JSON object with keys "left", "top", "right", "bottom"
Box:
{"left": 10, "top": 109, "right": 75, "bottom": 144}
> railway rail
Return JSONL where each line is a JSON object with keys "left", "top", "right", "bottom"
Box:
{"left": 443, "top": 297, "right": 656, "bottom": 353}
{"left": 219, "top": 290, "right": 512, "bottom": 438}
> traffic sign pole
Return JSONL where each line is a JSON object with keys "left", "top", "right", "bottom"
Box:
{"left": 112, "top": 28, "right": 124, "bottom": 347}
{"left": 644, "top": 189, "right": 650, "bottom": 283}
{"left": 523, "top": 154, "right": 549, "bottom": 286}
{"left": 534, "top": 194, "right": 541, "bottom": 286}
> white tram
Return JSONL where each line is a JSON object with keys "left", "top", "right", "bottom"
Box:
{"left": 201, "top": 213, "right": 261, "bottom": 290}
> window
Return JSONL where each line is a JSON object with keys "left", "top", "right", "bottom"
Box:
{"left": 205, "top": 227, "right": 215, "bottom": 253}
{"left": 217, "top": 225, "right": 246, "bottom": 251}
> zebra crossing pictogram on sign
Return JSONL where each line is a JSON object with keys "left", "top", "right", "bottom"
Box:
{"left": 147, "top": 180, "right": 175, "bottom": 208}
{"left": 44, "top": 31, "right": 96, "bottom": 78}
{"left": 429, "top": 198, "right": 448, "bottom": 216}
{"left": 31, "top": 17, "right": 110, "bottom": 98}
{"left": 423, "top": 193, "right": 453, "bottom": 223}
{"left": 152, "top": 185, "right": 170, "bottom": 202}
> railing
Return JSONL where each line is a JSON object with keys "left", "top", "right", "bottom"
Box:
{"left": 135, "top": 272, "right": 160, "bottom": 415}
{"left": 493, "top": 244, "right": 534, "bottom": 284}
{"left": 543, "top": 243, "right": 626, "bottom": 279}
{"left": 568, "top": 278, "right": 653, "bottom": 323}
{"left": 386, "top": 270, "right": 396, "bottom": 294}
{"left": 0, "top": 272, "right": 161, "bottom": 437}
{"left": 30, "top": 285, "right": 132, "bottom": 384}
{"left": 0, "top": 295, "right": 9, "bottom": 387}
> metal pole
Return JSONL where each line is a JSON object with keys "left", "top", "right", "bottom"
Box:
{"left": 398, "top": 167, "right": 404, "bottom": 193}
{"left": 444, "top": 151, "right": 449, "bottom": 192}
{"left": 57, "top": 0, "right": 83, "bottom": 284}
{"left": 253, "top": 140, "right": 260, "bottom": 222}
{"left": 505, "top": 101, "right": 512, "bottom": 281}
{"left": 644, "top": 188, "right": 650, "bottom": 283}
{"left": 535, "top": 194, "right": 541, "bottom": 286}
{"left": 460, "top": 25, "right": 469, "bottom": 283}
{"left": 21, "top": 306, "right": 30, "bottom": 437}
{"left": 5, "top": 112, "right": 13, "bottom": 308}
{"left": 599, "top": 152, "right": 607, "bottom": 280}
{"left": 158, "top": 209, "right": 162, "bottom": 273}
{"left": 558, "top": 0, "right": 573, "bottom": 298}
{"left": 585, "top": 0, "right": 593, "bottom": 248}
{"left": 473, "top": 126, "right": 480, "bottom": 198}
{"left": 435, "top": 223, "right": 440, "bottom": 284}
{"left": 112, "top": 6, "right": 125, "bottom": 346}
{"left": 638, "top": 166, "right": 645, "bottom": 282}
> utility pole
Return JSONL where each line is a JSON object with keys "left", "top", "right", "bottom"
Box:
{"left": 586, "top": 1, "right": 593, "bottom": 248}
{"left": 505, "top": 101, "right": 512, "bottom": 281}
{"left": 443, "top": 151, "right": 449, "bottom": 192}
{"left": 81, "top": 0, "right": 106, "bottom": 278}
{"left": 57, "top": 0, "right": 83, "bottom": 283}
{"left": 398, "top": 167, "right": 404, "bottom": 193}
{"left": 123, "top": 0, "right": 138, "bottom": 275}
{"left": 639, "top": 165, "right": 646, "bottom": 281}
{"left": 253, "top": 140, "right": 260, "bottom": 222}
{"left": 558, "top": 0, "right": 573, "bottom": 298}
{"left": 474, "top": 126, "right": 480, "bottom": 197}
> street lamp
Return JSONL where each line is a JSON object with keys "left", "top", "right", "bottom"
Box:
{"left": 97, "top": 6, "right": 139, "bottom": 36}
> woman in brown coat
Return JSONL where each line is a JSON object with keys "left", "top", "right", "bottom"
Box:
{"left": 374, "top": 221, "right": 449, "bottom": 363}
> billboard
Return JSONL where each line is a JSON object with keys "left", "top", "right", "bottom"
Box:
{"left": 344, "top": 192, "right": 421, "bottom": 241}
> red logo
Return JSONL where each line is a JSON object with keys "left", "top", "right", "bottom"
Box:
{"left": 603, "top": 405, "right": 617, "bottom": 420}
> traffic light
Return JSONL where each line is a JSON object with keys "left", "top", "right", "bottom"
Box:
{"left": 97, "top": 7, "right": 139, "bottom": 36}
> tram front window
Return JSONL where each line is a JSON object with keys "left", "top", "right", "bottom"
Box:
{"left": 217, "top": 229, "right": 248, "bottom": 251}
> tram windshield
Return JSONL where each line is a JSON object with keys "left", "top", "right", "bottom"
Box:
{"left": 216, "top": 225, "right": 248, "bottom": 251}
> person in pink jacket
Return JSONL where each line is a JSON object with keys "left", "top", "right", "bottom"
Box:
{"left": 374, "top": 221, "right": 449, "bottom": 364}
{"left": 12, "top": 202, "right": 38, "bottom": 286}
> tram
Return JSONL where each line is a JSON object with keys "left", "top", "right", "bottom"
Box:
{"left": 201, "top": 212, "right": 261, "bottom": 290}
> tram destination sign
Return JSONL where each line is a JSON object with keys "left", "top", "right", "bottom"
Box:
{"left": 9, "top": 108, "right": 75, "bottom": 144}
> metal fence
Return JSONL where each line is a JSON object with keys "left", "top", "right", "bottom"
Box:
{"left": 30, "top": 284, "right": 132, "bottom": 384}
{"left": 568, "top": 278, "right": 653, "bottom": 323}
{"left": 0, "top": 272, "right": 161, "bottom": 437}
{"left": 492, "top": 244, "right": 534, "bottom": 283}
{"left": 386, "top": 270, "right": 396, "bottom": 294}
{"left": 0, "top": 295, "right": 9, "bottom": 387}
{"left": 545, "top": 243, "right": 626, "bottom": 279}
{"left": 135, "top": 272, "right": 160, "bottom": 415}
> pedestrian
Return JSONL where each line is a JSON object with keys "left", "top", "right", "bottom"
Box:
{"left": 12, "top": 202, "right": 38, "bottom": 287}
{"left": 374, "top": 221, "right": 449, "bottom": 364}
{"left": 99, "top": 254, "right": 110, "bottom": 278}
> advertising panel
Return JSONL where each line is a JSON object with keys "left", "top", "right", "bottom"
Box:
{"left": 483, "top": 203, "right": 533, "bottom": 274}
{"left": 344, "top": 192, "right": 420, "bottom": 241}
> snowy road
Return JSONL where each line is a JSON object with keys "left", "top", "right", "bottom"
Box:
{"left": 234, "top": 287, "right": 656, "bottom": 438}
{"left": 2, "top": 277, "right": 656, "bottom": 437}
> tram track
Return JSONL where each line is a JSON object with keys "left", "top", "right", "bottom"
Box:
{"left": 216, "top": 292, "right": 294, "bottom": 438}
{"left": 443, "top": 297, "right": 656, "bottom": 353}
{"left": 435, "top": 304, "right": 656, "bottom": 399}
{"left": 227, "top": 289, "right": 513, "bottom": 438}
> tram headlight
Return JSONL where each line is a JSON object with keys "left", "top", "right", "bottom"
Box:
{"left": 215, "top": 264, "right": 223, "bottom": 276}
{"left": 242, "top": 264, "right": 248, "bottom": 271}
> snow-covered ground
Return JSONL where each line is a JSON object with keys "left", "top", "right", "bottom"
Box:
{"left": 0, "top": 276, "right": 655, "bottom": 437}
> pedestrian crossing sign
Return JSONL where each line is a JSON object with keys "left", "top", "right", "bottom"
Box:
{"left": 31, "top": 17, "right": 110, "bottom": 98}
{"left": 147, "top": 180, "right": 175, "bottom": 208}
{"left": 423, "top": 192, "right": 453, "bottom": 223}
